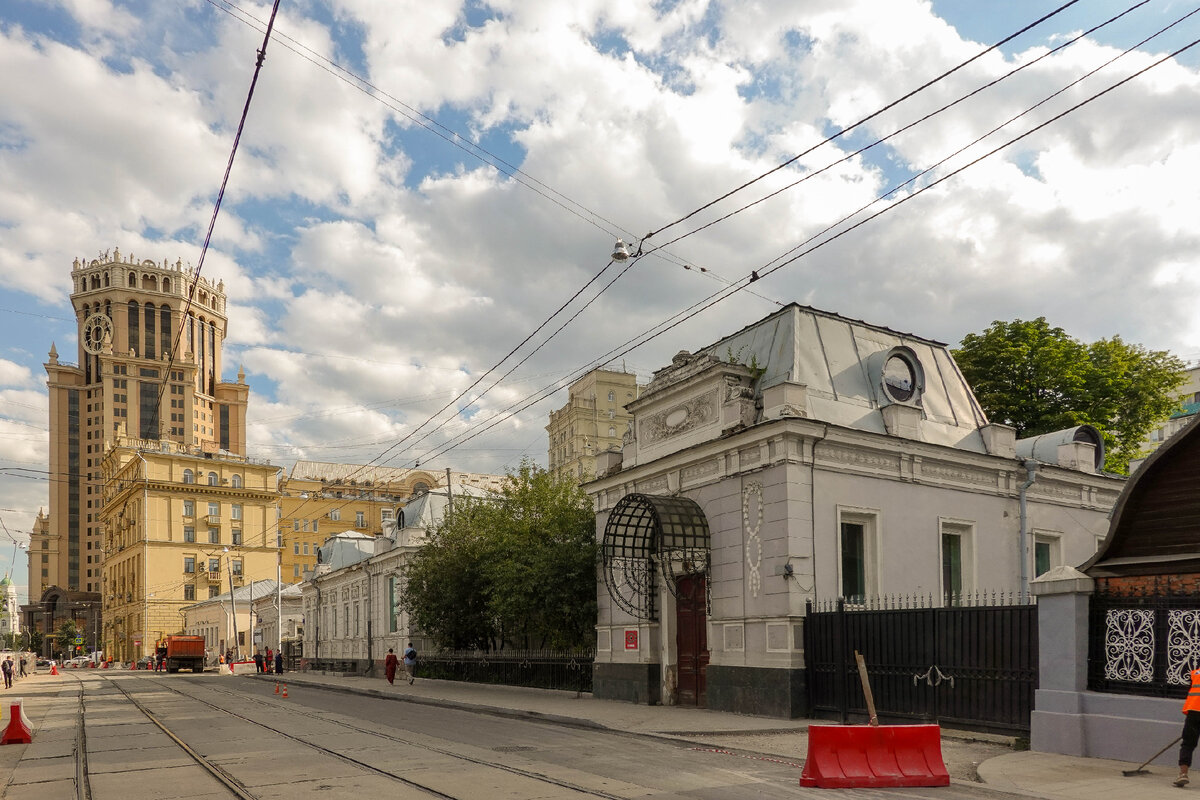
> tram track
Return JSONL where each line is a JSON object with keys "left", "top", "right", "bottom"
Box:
{"left": 76, "top": 672, "right": 636, "bottom": 800}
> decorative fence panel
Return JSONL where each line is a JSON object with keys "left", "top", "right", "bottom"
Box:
{"left": 1088, "top": 584, "right": 1200, "bottom": 699}
{"left": 805, "top": 595, "right": 1037, "bottom": 734}
{"left": 418, "top": 649, "right": 594, "bottom": 693}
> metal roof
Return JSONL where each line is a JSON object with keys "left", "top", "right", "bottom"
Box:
{"left": 694, "top": 303, "right": 991, "bottom": 451}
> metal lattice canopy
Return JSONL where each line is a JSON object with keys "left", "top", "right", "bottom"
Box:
{"left": 602, "top": 494, "right": 710, "bottom": 620}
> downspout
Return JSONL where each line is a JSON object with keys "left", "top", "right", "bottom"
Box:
{"left": 314, "top": 581, "right": 320, "bottom": 663}
{"left": 1018, "top": 460, "right": 1038, "bottom": 603}
{"left": 134, "top": 451, "right": 150, "bottom": 664}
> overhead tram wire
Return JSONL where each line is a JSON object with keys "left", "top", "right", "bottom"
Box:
{"left": 373, "top": 253, "right": 651, "bottom": 470}
{"left": 271, "top": 256, "right": 633, "bottom": 530}
{"left": 200, "top": 0, "right": 779, "bottom": 304}
{"left": 638, "top": 0, "right": 1083, "bottom": 247}
{"left": 154, "top": 0, "right": 284, "bottom": 418}
{"left": 640, "top": 0, "right": 1156, "bottom": 258}
{"left": 406, "top": 33, "right": 1200, "bottom": 469}
{"left": 191, "top": 2, "right": 1133, "bottom": 509}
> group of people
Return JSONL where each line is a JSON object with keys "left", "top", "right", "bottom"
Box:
{"left": 0, "top": 656, "right": 26, "bottom": 688}
{"left": 384, "top": 643, "right": 417, "bottom": 686}
{"left": 254, "top": 647, "right": 284, "bottom": 674}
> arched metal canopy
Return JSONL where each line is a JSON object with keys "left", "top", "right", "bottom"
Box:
{"left": 602, "top": 493, "right": 711, "bottom": 620}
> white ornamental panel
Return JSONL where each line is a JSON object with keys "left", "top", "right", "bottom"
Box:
{"left": 1104, "top": 608, "right": 1155, "bottom": 683}
{"left": 1167, "top": 609, "right": 1200, "bottom": 685}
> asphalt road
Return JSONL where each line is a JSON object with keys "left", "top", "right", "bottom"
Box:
{"left": 55, "top": 673, "right": 1038, "bottom": 799}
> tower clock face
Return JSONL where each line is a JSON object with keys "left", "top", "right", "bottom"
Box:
{"left": 82, "top": 313, "right": 113, "bottom": 355}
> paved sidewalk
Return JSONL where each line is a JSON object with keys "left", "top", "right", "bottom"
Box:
{"left": 265, "top": 669, "right": 1190, "bottom": 798}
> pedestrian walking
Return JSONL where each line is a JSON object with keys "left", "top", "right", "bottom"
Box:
{"left": 18, "top": 657, "right": 27, "bottom": 678}
{"left": 402, "top": 643, "right": 417, "bottom": 685}
{"left": 1, "top": 658, "right": 12, "bottom": 689}
{"left": 274, "top": 651, "right": 283, "bottom": 674}
{"left": 384, "top": 648, "right": 398, "bottom": 685}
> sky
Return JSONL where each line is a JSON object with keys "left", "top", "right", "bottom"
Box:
{"left": 3, "top": 0, "right": 1200, "bottom": 603}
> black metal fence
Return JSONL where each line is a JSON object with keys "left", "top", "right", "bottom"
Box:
{"left": 418, "top": 649, "right": 594, "bottom": 693}
{"left": 1088, "top": 582, "right": 1200, "bottom": 700}
{"left": 805, "top": 595, "right": 1037, "bottom": 735}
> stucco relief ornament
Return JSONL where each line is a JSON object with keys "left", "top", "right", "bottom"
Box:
{"left": 1167, "top": 609, "right": 1200, "bottom": 684}
{"left": 642, "top": 392, "right": 716, "bottom": 444}
{"left": 1103, "top": 608, "right": 1155, "bottom": 683}
{"left": 743, "top": 482, "right": 763, "bottom": 598}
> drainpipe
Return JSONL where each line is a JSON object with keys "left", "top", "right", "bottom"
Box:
{"left": 1018, "top": 460, "right": 1038, "bottom": 603}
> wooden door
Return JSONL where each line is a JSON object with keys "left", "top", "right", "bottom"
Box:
{"left": 676, "top": 574, "right": 709, "bottom": 707}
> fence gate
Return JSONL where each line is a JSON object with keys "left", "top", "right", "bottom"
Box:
{"left": 804, "top": 598, "right": 1037, "bottom": 734}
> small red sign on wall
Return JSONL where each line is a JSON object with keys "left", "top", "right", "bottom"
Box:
{"left": 625, "top": 630, "right": 638, "bottom": 650}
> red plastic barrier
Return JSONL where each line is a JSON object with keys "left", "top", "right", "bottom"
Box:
{"left": 800, "top": 724, "right": 949, "bottom": 788}
{"left": 48, "top": 665, "right": 58, "bottom": 676}
{"left": 0, "top": 699, "right": 32, "bottom": 745}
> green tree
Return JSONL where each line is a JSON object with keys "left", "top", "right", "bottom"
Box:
{"left": 402, "top": 498, "right": 496, "bottom": 650}
{"left": 484, "top": 462, "right": 598, "bottom": 650}
{"left": 402, "top": 461, "right": 598, "bottom": 651}
{"left": 53, "top": 619, "right": 80, "bottom": 659}
{"left": 954, "top": 318, "right": 1186, "bottom": 474}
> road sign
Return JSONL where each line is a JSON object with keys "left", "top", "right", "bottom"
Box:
{"left": 73, "top": 637, "right": 83, "bottom": 645}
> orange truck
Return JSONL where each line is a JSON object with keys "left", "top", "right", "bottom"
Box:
{"left": 162, "top": 635, "right": 207, "bottom": 673}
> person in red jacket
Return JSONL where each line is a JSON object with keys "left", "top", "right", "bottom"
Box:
{"left": 384, "top": 648, "right": 398, "bottom": 685}
{"left": 1178, "top": 667, "right": 1200, "bottom": 786}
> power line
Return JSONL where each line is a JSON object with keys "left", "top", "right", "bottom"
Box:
{"left": 642, "top": 0, "right": 1155, "bottom": 258}
{"left": 403, "top": 31, "right": 1200, "bottom": 469}
{"left": 640, "top": 0, "right": 1084, "bottom": 245}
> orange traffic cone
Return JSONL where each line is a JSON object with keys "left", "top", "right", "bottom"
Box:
{"left": 281, "top": 684, "right": 288, "bottom": 698}
{"left": 49, "top": 664, "right": 58, "bottom": 676}
{"left": 274, "top": 682, "right": 280, "bottom": 695}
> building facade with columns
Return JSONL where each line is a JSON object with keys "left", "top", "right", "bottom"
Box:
{"left": 586, "top": 304, "right": 1125, "bottom": 717}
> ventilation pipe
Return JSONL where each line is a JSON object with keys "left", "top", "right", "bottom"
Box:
{"left": 1018, "top": 460, "right": 1038, "bottom": 603}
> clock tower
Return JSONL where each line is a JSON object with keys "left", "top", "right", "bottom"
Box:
{"left": 35, "top": 250, "right": 249, "bottom": 598}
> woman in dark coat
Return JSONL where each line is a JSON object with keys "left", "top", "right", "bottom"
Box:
{"left": 384, "top": 648, "right": 398, "bottom": 685}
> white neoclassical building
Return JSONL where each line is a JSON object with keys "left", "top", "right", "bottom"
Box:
{"left": 587, "top": 303, "right": 1125, "bottom": 717}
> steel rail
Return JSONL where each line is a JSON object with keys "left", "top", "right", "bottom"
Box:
{"left": 128, "top": 673, "right": 631, "bottom": 800}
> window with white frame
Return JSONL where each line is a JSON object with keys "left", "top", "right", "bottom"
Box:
{"left": 231, "top": 474, "right": 243, "bottom": 488}
{"left": 183, "top": 500, "right": 194, "bottom": 517}
{"left": 183, "top": 526, "right": 195, "bottom": 543}
{"left": 207, "top": 501, "right": 219, "bottom": 517}
{"left": 1034, "top": 532, "right": 1062, "bottom": 578}
{"left": 381, "top": 508, "right": 393, "bottom": 522}
{"left": 356, "top": 511, "right": 365, "bottom": 528}
{"left": 182, "top": 469, "right": 194, "bottom": 484}
{"left": 231, "top": 504, "right": 242, "bottom": 520}
{"left": 939, "top": 519, "right": 975, "bottom": 606}
{"left": 330, "top": 509, "right": 340, "bottom": 521}
{"left": 208, "top": 528, "right": 219, "bottom": 544}
{"left": 837, "top": 508, "right": 879, "bottom": 604}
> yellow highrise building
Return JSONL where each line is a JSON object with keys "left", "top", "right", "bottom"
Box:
{"left": 35, "top": 249, "right": 273, "bottom": 661}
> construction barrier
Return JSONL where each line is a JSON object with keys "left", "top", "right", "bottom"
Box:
{"left": 0, "top": 699, "right": 32, "bottom": 745}
{"left": 800, "top": 724, "right": 949, "bottom": 788}
{"left": 281, "top": 683, "right": 288, "bottom": 698}
{"left": 48, "top": 665, "right": 58, "bottom": 676}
